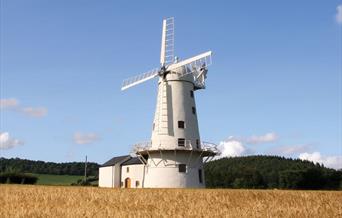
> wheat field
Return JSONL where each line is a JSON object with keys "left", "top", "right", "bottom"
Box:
{"left": 0, "top": 185, "right": 341, "bottom": 217}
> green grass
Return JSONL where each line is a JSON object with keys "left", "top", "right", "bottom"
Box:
{"left": 33, "top": 174, "right": 83, "bottom": 186}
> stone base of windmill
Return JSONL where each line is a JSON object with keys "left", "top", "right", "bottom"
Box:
{"left": 133, "top": 142, "right": 219, "bottom": 188}
{"left": 98, "top": 142, "right": 219, "bottom": 188}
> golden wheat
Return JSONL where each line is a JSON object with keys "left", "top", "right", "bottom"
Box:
{"left": 0, "top": 185, "right": 341, "bottom": 218}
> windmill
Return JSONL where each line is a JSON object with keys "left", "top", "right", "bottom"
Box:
{"left": 121, "top": 17, "right": 219, "bottom": 188}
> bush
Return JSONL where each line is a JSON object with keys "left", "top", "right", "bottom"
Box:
{"left": 71, "top": 177, "right": 98, "bottom": 186}
{"left": 23, "top": 175, "right": 38, "bottom": 184}
{"left": 0, "top": 173, "right": 38, "bottom": 185}
{"left": 8, "top": 173, "right": 25, "bottom": 184}
{"left": 0, "top": 174, "right": 8, "bottom": 183}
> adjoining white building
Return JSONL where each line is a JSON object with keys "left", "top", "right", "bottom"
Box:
{"left": 99, "top": 155, "right": 144, "bottom": 188}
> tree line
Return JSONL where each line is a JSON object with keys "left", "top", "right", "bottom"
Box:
{"left": 204, "top": 155, "right": 342, "bottom": 190}
{"left": 1, "top": 156, "right": 341, "bottom": 189}
{"left": 0, "top": 157, "right": 99, "bottom": 176}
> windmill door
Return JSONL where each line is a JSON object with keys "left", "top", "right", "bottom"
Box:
{"left": 125, "top": 178, "right": 131, "bottom": 188}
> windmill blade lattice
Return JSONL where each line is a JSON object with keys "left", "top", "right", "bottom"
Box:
{"left": 167, "top": 51, "right": 212, "bottom": 76}
{"left": 121, "top": 68, "right": 160, "bottom": 90}
{"left": 160, "top": 17, "right": 174, "bottom": 66}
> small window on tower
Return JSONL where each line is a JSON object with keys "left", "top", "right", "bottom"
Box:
{"left": 136, "top": 180, "right": 140, "bottom": 187}
{"left": 198, "top": 169, "right": 203, "bottom": 183}
{"left": 192, "top": 107, "right": 196, "bottom": 115}
{"left": 178, "top": 138, "right": 185, "bottom": 147}
{"left": 126, "top": 167, "right": 129, "bottom": 173}
{"left": 196, "top": 139, "right": 200, "bottom": 149}
{"left": 190, "top": 90, "right": 194, "bottom": 98}
{"left": 179, "top": 164, "right": 186, "bottom": 173}
{"left": 178, "top": 121, "right": 185, "bottom": 129}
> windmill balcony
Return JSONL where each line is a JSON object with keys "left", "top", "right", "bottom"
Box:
{"left": 131, "top": 140, "right": 220, "bottom": 157}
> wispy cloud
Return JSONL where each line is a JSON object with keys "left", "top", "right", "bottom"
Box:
{"left": 299, "top": 152, "right": 342, "bottom": 170}
{"left": 73, "top": 132, "right": 99, "bottom": 145}
{"left": 0, "top": 98, "right": 19, "bottom": 109}
{"left": 0, "top": 98, "right": 47, "bottom": 118}
{"left": 336, "top": 4, "right": 342, "bottom": 24}
{"left": 269, "top": 144, "right": 312, "bottom": 156}
{"left": 224, "top": 132, "right": 278, "bottom": 145}
{"left": 20, "top": 107, "right": 48, "bottom": 117}
{"left": 0, "top": 132, "right": 23, "bottom": 149}
{"left": 245, "top": 132, "right": 278, "bottom": 144}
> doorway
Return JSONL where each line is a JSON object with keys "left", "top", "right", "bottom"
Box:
{"left": 125, "top": 177, "right": 131, "bottom": 188}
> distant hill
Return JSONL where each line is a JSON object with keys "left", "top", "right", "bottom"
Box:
{"left": 204, "top": 155, "right": 342, "bottom": 190}
{"left": 0, "top": 157, "right": 99, "bottom": 176}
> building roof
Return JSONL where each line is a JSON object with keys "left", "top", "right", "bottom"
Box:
{"left": 101, "top": 155, "right": 130, "bottom": 167}
{"left": 121, "top": 157, "right": 143, "bottom": 166}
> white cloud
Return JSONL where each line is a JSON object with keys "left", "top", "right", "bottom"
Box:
{"left": 0, "top": 132, "right": 23, "bottom": 149}
{"left": 270, "top": 144, "right": 311, "bottom": 156}
{"left": 299, "top": 152, "right": 342, "bottom": 170}
{"left": 216, "top": 136, "right": 254, "bottom": 158}
{"left": 0, "top": 98, "right": 47, "bottom": 118}
{"left": 246, "top": 132, "right": 278, "bottom": 144}
{"left": 216, "top": 133, "right": 342, "bottom": 170}
{"left": 20, "top": 107, "right": 48, "bottom": 117}
{"left": 73, "top": 132, "right": 99, "bottom": 145}
{"left": 336, "top": 4, "right": 342, "bottom": 24}
{"left": 0, "top": 98, "right": 19, "bottom": 109}
{"left": 299, "top": 152, "right": 321, "bottom": 163}
{"left": 216, "top": 132, "right": 277, "bottom": 158}
{"left": 219, "top": 140, "right": 246, "bottom": 157}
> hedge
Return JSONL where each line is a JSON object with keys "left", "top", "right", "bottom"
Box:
{"left": 0, "top": 173, "right": 38, "bottom": 184}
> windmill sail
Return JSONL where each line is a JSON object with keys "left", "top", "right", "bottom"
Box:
{"left": 167, "top": 51, "right": 212, "bottom": 75}
{"left": 121, "top": 19, "right": 212, "bottom": 91}
{"left": 160, "top": 17, "right": 174, "bottom": 66}
{"left": 121, "top": 68, "right": 159, "bottom": 90}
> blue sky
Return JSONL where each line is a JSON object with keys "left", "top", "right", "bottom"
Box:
{"left": 1, "top": 0, "right": 341, "bottom": 169}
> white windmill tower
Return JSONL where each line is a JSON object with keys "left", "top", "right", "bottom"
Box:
{"left": 122, "top": 17, "right": 220, "bottom": 188}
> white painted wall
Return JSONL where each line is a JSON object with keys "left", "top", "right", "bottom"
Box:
{"left": 143, "top": 68, "right": 207, "bottom": 188}
{"left": 151, "top": 71, "right": 201, "bottom": 149}
{"left": 144, "top": 151, "right": 205, "bottom": 188}
{"left": 121, "top": 164, "right": 145, "bottom": 188}
{"left": 99, "top": 166, "right": 114, "bottom": 188}
{"left": 99, "top": 164, "right": 123, "bottom": 188}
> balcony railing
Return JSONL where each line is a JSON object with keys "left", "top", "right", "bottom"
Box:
{"left": 132, "top": 139, "right": 221, "bottom": 156}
